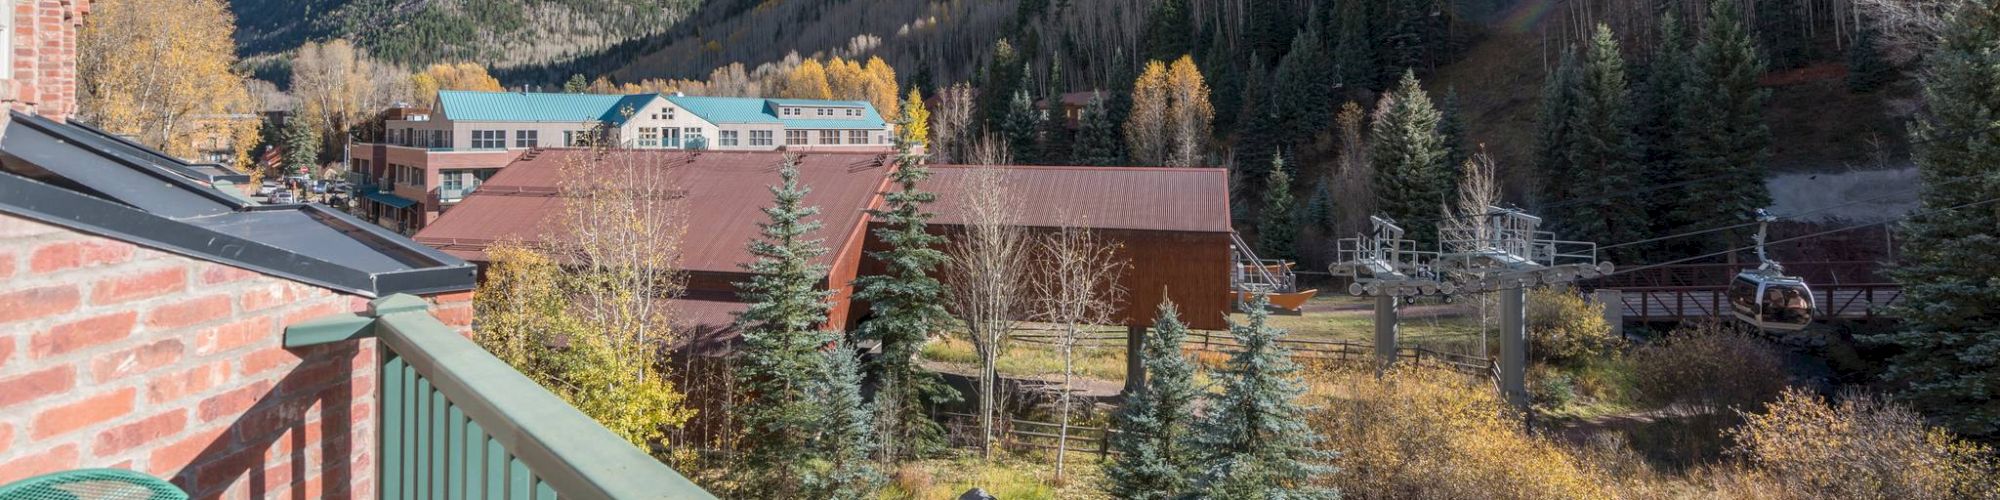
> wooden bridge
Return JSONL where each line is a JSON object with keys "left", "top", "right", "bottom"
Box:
{"left": 1579, "top": 261, "right": 1902, "bottom": 322}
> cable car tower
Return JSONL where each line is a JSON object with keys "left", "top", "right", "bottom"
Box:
{"left": 1727, "top": 209, "right": 1817, "bottom": 331}
{"left": 1331, "top": 216, "right": 1449, "bottom": 369}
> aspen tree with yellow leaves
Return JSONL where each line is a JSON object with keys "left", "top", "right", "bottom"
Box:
{"left": 779, "top": 59, "right": 834, "bottom": 100}
{"left": 410, "top": 63, "right": 504, "bottom": 107}
{"left": 78, "top": 0, "right": 258, "bottom": 169}
{"left": 1124, "top": 56, "right": 1212, "bottom": 166}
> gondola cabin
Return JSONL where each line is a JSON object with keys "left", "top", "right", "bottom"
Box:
{"left": 1727, "top": 272, "right": 1817, "bottom": 331}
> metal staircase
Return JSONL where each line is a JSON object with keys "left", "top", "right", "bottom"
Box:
{"left": 1230, "top": 232, "right": 1318, "bottom": 312}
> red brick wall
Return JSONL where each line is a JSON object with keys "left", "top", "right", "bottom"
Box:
{"left": 0, "top": 213, "right": 474, "bottom": 497}
{"left": 3, "top": 0, "right": 88, "bottom": 119}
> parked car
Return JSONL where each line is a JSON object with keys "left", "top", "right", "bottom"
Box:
{"left": 310, "top": 181, "right": 328, "bottom": 194}
{"left": 256, "top": 181, "right": 279, "bottom": 196}
{"left": 271, "top": 190, "right": 296, "bottom": 204}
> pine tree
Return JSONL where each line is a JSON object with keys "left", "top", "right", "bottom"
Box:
{"left": 1863, "top": 0, "right": 2000, "bottom": 441}
{"left": 733, "top": 158, "right": 839, "bottom": 498}
{"left": 1259, "top": 153, "right": 1298, "bottom": 260}
{"left": 1038, "top": 64, "right": 1075, "bottom": 163}
{"left": 1191, "top": 294, "right": 1337, "bottom": 498}
{"left": 1305, "top": 181, "right": 1336, "bottom": 233}
{"left": 1141, "top": 0, "right": 1193, "bottom": 63}
{"left": 1202, "top": 29, "right": 1246, "bottom": 138}
{"left": 1847, "top": 22, "right": 1893, "bottom": 93}
{"left": 801, "top": 340, "right": 884, "bottom": 498}
{"left": 1552, "top": 24, "right": 1648, "bottom": 256}
{"left": 1075, "top": 92, "right": 1125, "bottom": 166}
{"left": 1670, "top": 0, "right": 1773, "bottom": 255}
{"left": 1244, "top": 0, "right": 1297, "bottom": 68}
{"left": 1437, "top": 86, "right": 1470, "bottom": 177}
{"left": 853, "top": 130, "right": 955, "bottom": 460}
{"left": 1004, "top": 89, "right": 1042, "bottom": 164}
{"left": 1104, "top": 301, "right": 1204, "bottom": 499}
{"left": 1535, "top": 48, "right": 1582, "bottom": 207}
{"left": 1235, "top": 57, "right": 1281, "bottom": 198}
{"left": 1333, "top": 0, "right": 1379, "bottom": 90}
{"left": 981, "top": 40, "right": 1024, "bottom": 132}
{"left": 1635, "top": 13, "right": 1697, "bottom": 238}
{"left": 279, "top": 117, "right": 320, "bottom": 177}
{"left": 563, "top": 73, "right": 589, "bottom": 93}
{"left": 1370, "top": 70, "right": 1451, "bottom": 250}
{"left": 1275, "top": 28, "right": 1337, "bottom": 150}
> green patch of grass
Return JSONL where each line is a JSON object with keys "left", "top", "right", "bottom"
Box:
{"left": 1536, "top": 355, "right": 1644, "bottom": 420}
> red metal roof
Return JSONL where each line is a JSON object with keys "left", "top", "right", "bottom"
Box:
{"left": 414, "top": 149, "right": 895, "bottom": 273}
{"left": 924, "top": 164, "right": 1233, "bottom": 233}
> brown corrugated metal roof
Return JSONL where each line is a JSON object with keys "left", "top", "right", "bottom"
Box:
{"left": 925, "top": 164, "right": 1233, "bottom": 233}
{"left": 414, "top": 149, "right": 894, "bottom": 273}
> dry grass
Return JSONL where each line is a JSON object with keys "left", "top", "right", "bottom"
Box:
{"left": 876, "top": 450, "right": 1110, "bottom": 500}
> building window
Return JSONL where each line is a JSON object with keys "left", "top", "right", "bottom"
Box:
{"left": 441, "top": 171, "right": 463, "bottom": 194}
{"left": 472, "top": 130, "right": 505, "bottom": 149}
{"left": 514, "top": 130, "right": 539, "bottom": 148}
{"left": 786, "top": 130, "right": 808, "bottom": 146}
{"left": 818, "top": 130, "right": 839, "bottom": 145}
{"left": 684, "top": 128, "right": 705, "bottom": 149}
{"left": 638, "top": 127, "right": 661, "bottom": 148}
{"left": 666, "top": 108, "right": 676, "bottom": 120}
{"left": 847, "top": 130, "right": 868, "bottom": 144}
{"left": 752, "top": 130, "right": 774, "bottom": 146}
{"left": 782, "top": 108, "right": 796, "bottom": 116}
{"left": 431, "top": 130, "right": 448, "bottom": 149}
{"left": 720, "top": 130, "right": 739, "bottom": 146}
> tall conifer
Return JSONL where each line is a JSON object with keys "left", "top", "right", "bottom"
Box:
{"left": 1191, "top": 294, "right": 1337, "bottom": 498}
{"left": 1370, "top": 70, "right": 1450, "bottom": 249}
{"left": 1104, "top": 301, "right": 1204, "bottom": 499}
{"left": 734, "top": 158, "right": 840, "bottom": 498}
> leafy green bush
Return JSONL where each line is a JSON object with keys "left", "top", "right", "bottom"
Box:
{"left": 1527, "top": 289, "right": 1618, "bottom": 364}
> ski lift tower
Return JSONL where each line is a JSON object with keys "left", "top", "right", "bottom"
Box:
{"left": 1331, "top": 216, "right": 1451, "bottom": 369}
{"left": 1433, "top": 206, "right": 1614, "bottom": 408}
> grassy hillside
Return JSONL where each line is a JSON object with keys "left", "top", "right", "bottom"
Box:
{"left": 228, "top": 0, "right": 702, "bottom": 72}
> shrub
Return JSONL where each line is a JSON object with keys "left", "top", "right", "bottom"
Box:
{"left": 1627, "top": 324, "right": 1788, "bottom": 415}
{"left": 1527, "top": 289, "right": 1618, "bottom": 364}
{"left": 1307, "top": 364, "right": 1612, "bottom": 499}
{"left": 1731, "top": 388, "right": 2000, "bottom": 500}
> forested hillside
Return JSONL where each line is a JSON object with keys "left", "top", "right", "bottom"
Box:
{"left": 228, "top": 0, "right": 702, "bottom": 75}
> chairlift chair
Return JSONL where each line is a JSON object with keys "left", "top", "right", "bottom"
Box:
{"left": 1725, "top": 209, "right": 1817, "bottom": 331}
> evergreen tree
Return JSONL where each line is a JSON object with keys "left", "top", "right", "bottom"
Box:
{"left": 1863, "top": 0, "right": 2000, "bottom": 441}
{"left": 980, "top": 40, "right": 1024, "bottom": 132}
{"left": 733, "top": 158, "right": 839, "bottom": 498}
{"left": 1038, "top": 64, "right": 1075, "bottom": 163}
{"left": 852, "top": 130, "right": 955, "bottom": 459}
{"left": 1274, "top": 28, "right": 1337, "bottom": 150}
{"left": 1259, "top": 152, "right": 1298, "bottom": 260}
{"left": 1670, "top": 0, "right": 1773, "bottom": 255}
{"left": 1004, "top": 89, "right": 1042, "bottom": 163}
{"left": 1305, "top": 181, "right": 1336, "bottom": 233}
{"left": 279, "top": 117, "right": 320, "bottom": 177}
{"left": 1534, "top": 48, "right": 1583, "bottom": 207}
{"left": 1141, "top": 0, "right": 1193, "bottom": 63}
{"left": 1437, "top": 86, "right": 1470, "bottom": 176}
{"left": 1191, "top": 294, "right": 1337, "bottom": 498}
{"left": 1104, "top": 301, "right": 1204, "bottom": 499}
{"left": 1369, "top": 70, "right": 1451, "bottom": 250}
{"left": 1551, "top": 25, "right": 1648, "bottom": 255}
{"left": 563, "top": 73, "right": 589, "bottom": 93}
{"left": 1333, "top": 0, "right": 1380, "bottom": 90}
{"left": 801, "top": 340, "right": 884, "bottom": 498}
{"left": 1847, "top": 22, "right": 1893, "bottom": 92}
{"left": 1244, "top": 0, "right": 1297, "bottom": 68}
{"left": 1635, "top": 13, "right": 1697, "bottom": 237}
{"left": 1235, "top": 57, "right": 1281, "bottom": 198}
{"left": 1203, "top": 28, "right": 1246, "bottom": 138}
{"left": 1074, "top": 92, "right": 1125, "bottom": 165}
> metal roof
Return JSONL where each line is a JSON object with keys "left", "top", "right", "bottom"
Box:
{"left": 665, "top": 95, "right": 888, "bottom": 129}
{"left": 414, "top": 149, "right": 896, "bottom": 273}
{"left": 435, "top": 91, "right": 890, "bottom": 130}
{"left": 925, "top": 164, "right": 1234, "bottom": 233}
{"left": 0, "top": 112, "right": 476, "bottom": 297}
{"left": 435, "top": 90, "right": 650, "bottom": 123}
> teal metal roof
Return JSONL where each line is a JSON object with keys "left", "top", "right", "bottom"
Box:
{"left": 435, "top": 91, "right": 886, "bottom": 130}
{"left": 436, "top": 91, "right": 659, "bottom": 123}
{"left": 666, "top": 95, "right": 888, "bottom": 130}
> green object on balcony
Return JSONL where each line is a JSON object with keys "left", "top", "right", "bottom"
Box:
{"left": 287, "top": 294, "right": 714, "bottom": 499}
{"left": 0, "top": 468, "right": 188, "bottom": 500}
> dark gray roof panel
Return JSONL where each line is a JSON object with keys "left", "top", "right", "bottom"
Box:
{"left": 0, "top": 113, "right": 474, "bottom": 297}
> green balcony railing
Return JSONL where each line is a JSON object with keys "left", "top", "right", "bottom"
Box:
{"left": 287, "top": 295, "right": 712, "bottom": 500}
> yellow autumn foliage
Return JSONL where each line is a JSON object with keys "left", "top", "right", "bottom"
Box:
{"left": 411, "top": 62, "right": 504, "bottom": 107}
{"left": 1731, "top": 388, "right": 2000, "bottom": 499}
{"left": 900, "top": 88, "right": 929, "bottom": 146}
{"left": 78, "top": 0, "right": 258, "bottom": 167}
{"left": 1307, "top": 365, "right": 1613, "bottom": 500}
{"left": 779, "top": 59, "right": 834, "bottom": 100}
{"left": 475, "top": 243, "right": 694, "bottom": 453}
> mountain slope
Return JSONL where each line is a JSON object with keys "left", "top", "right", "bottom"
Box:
{"left": 228, "top": 0, "right": 702, "bottom": 71}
